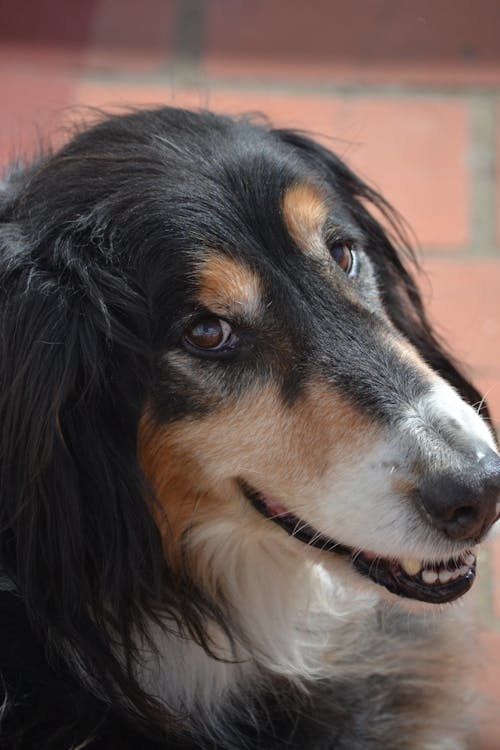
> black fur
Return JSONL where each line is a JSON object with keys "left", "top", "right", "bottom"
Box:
{"left": 0, "top": 108, "right": 488, "bottom": 749}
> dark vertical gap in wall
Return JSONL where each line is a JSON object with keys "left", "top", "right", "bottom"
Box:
{"left": 173, "top": 0, "right": 205, "bottom": 70}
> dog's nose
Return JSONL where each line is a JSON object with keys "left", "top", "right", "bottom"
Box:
{"left": 418, "top": 448, "right": 500, "bottom": 541}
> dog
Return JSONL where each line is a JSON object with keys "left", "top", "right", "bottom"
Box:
{"left": 0, "top": 107, "right": 499, "bottom": 750}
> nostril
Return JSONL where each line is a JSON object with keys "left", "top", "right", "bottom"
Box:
{"left": 418, "top": 461, "right": 500, "bottom": 542}
{"left": 450, "top": 506, "right": 478, "bottom": 525}
{"left": 445, "top": 505, "right": 481, "bottom": 539}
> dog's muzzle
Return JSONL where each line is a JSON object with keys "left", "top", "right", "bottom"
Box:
{"left": 239, "top": 443, "right": 500, "bottom": 604}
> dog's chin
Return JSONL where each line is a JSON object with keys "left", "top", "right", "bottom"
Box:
{"left": 239, "top": 480, "right": 477, "bottom": 606}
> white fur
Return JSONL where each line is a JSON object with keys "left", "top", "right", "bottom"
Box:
{"left": 137, "top": 502, "right": 471, "bottom": 748}
{"left": 404, "top": 379, "right": 497, "bottom": 456}
{"left": 138, "top": 509, "right": 380, "bottom": 731}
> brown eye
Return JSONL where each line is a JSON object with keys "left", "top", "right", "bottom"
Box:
{"left": 183, "top": 317, "right": 237, "bottom": 354}
{"left": 329, "top": 243, "right": 355, "bottom": 275}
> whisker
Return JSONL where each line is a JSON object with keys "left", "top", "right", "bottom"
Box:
{"left": 472, "top": 385, "right": 496, "bottom": 416}
{"left": 308, "top": 531, "right": 325, "bottom": 547}
{"left": 292, "top": 520, "right": 310, "bottom": 537}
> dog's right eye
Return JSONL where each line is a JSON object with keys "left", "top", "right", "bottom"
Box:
{"left": 329, "top": 242, "right": 356, "bottom": 276}
{"left": 182, "top": 317, "right": 239, "bottom": 355}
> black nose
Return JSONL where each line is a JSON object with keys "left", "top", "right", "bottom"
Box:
{"left": 418, "top": 448, "right": 500, "bottom": 541}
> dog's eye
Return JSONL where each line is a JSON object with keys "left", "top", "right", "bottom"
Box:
{"left": 183, "top": 318, "right": 237, "bottom": 353}
{"left": 329, "top": 243, "right": 355, "bottom": 275}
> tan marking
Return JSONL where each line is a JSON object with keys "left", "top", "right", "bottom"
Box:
{"left": 391, "top": 476, "right": 417, "bottom": 498}
{"left": 195, "top": 252, "right": 262, "bottom": 319}
{"left": 138, "top": 381, "right": 378, "bottom": 573}
{"left": 138, "top": 412, "right": 219, "bottom": 565}
{"left": 282, "top": 183, "right": 330, "bottom": 258}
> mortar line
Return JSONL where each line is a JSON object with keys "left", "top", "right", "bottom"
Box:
{"left": 171, "top": 0, "right": 205, "bottom": 84}
{"left": 79, "top": 66, "right": 500, "bottom": 100}
{"left": 469, "top": 96, "right": 497, "bottom": 256}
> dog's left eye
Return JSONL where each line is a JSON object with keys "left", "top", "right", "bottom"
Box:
{"left": 329, "top": 243, "right": 356, "bottom": 275}
{"left": 183, "top": 318, "right": 238, "bottom": 354}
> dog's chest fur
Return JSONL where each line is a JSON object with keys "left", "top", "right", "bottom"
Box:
{"left": 139, "top": 576, "right": 471, "bottom": 750}
{"left": 0, "top": 582, "right": 467, "bottom": 750}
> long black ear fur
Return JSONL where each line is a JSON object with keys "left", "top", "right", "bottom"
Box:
{"left": 0, "top": 131, "right": 229, "bottom": 736}
{"left": 0, "top": 201, "right": 167, "bottom": 722}
{"left": 275, "top": 129, "right": 490, "bottom": 422}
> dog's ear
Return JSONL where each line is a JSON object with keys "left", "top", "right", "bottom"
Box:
{"left": 0, "top": 218, "right": 169, "bottom": 705}
{"left": 275, "top": 129, "right": 488, "bottom": 418}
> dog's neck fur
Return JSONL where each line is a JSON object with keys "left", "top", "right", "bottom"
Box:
{"left": 138, "top": 525, "right": 381, "bottom": 731}
{"left": 133, "top": 524, "right": 472, "bottom": 749}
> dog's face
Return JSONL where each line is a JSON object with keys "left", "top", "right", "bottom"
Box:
{"left": 123, "top": 112, "right": 500, "bottom": 609}
{"left": 1, "top": 108, "right": 499, "bottom": 644}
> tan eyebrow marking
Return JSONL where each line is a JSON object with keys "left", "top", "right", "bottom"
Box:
{"left": 282, "top": 183, "right": 330, "bottom": 258}
{"left": 194, "top": 252, "right": 262, "bottom": 319}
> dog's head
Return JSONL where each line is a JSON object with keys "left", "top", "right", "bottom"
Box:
{"left": 1, "top": 107, "right": 499, "bottom": 709}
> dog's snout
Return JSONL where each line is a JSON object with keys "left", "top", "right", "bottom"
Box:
{"left": 418, "top": 448, "right": 500, "bottom": 541}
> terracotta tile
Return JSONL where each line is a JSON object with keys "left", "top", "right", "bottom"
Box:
{"left": 1, "top": 0, "right": 99, "bottom": 48}
{"left": 204, "top": 1, "right": 500, "bottom": 86}
{"left": 204, "top": 0, "right": 500, "bottom": 71}
{"left": 84, "top": 0, "right": 175, "bottom": 73}
{"left": 496, "top": 101, "right": 500, "bottom": 247}
{"left": 0, "top": 41, "right": 91, "bottom": 72}
{"left": 204, "top": 59, "right": 500, "bottom": 88}
{"left": 0, "top": 69, "right": 77, "bottom": 167}
{"left": 328, "top": 98, "right": 470, "bottom": 249}
{"left": 421, "top": 259, "right": 500, "bottom": 428}
{"left": 490, "top": 536, "right": 500, "bottom": 621}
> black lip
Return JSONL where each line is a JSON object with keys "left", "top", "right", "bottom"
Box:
{"left": 240, "top": 481, "right": 476, "bottom": 604}
{"left": 352, "top": 552, "right": 476, "bottom": 604}
{"left": 245, "top": 488, "right": 352, "bottom": 556}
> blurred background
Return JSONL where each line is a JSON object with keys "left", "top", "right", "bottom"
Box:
{"left": 1, "top": 0, "right": 500, "bottom": 745}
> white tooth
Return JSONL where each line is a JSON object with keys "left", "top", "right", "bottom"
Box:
{"left": 422, "top": 569, "right": 438, "bottom": 584}
{"left": 458, "top": 565, "right": 470, "bottom": 576}
{"left": 438, "top": 570, "right": 453, "bottom": 583}
{"left": 465, "top": 553, "right": 476, "bottom": 566}
{"left": 401, "top": 558, "right": 422, "bottom": 576}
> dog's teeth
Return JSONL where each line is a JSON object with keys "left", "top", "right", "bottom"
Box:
{"left": 438, "top": 569, "right": 453, "bottom": 583}
{"left": 421, "top": 569, "right": 438, "bottom": 584}
{"left": 458, "top": 565, "right": 470, "bottom": 576}
{"left": 401, "top": 558, "right": 421, "bottom": 576}
{"left": 465, "top": 553, "right": 476, "bottom": 566}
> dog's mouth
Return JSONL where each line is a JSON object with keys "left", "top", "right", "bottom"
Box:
{"left": 239, "top": 481, "right": 476, "bottom": 605}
